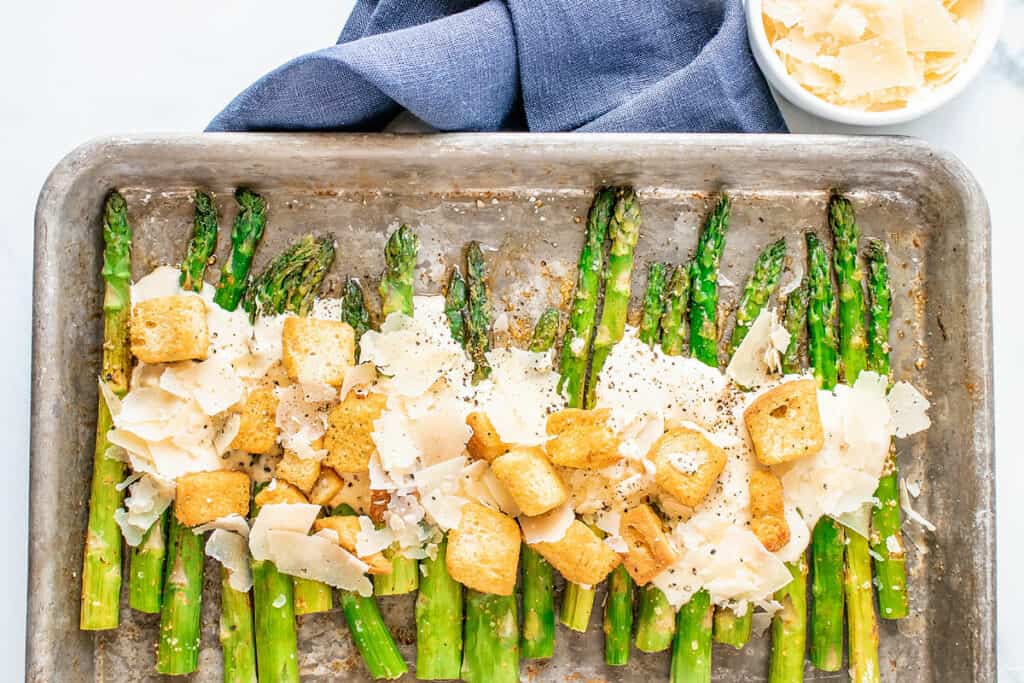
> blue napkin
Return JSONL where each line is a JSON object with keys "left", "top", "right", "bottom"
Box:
{"left": 208, "top": 0, "right": 786, "bottom": 134}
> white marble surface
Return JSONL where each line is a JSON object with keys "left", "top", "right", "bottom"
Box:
{"left": 2, "top": 0, "right": 1020, "bottom": 679}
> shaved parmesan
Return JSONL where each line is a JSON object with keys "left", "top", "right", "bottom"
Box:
{"left": 726, "top": 308, "right": 789, "bottom": 388}
{"left": 194, "top": 514, "right": 250, "bottom": 537}
{"left": 356, "top": 516, "right": 394, "bottom": 557}
{"left": 773, "top": 506, "right": 811, "bottom": 564}
{"left": 206, "top": 529, "right": 253, "bottom": 591}
{"left": 900, "top": 478, "right": 936, "bottom": 532}
{"left": 274, "top": 383, "right": 334, "bottom": 460}
{"left": 520, "top": 503, "right": 575, "bottom": 544}
{"left": 98, "top": 379, "right": 122, "bottom": 418}
{"left": 340, "top": 362, "right": 378, "bottom": 400}
{"left": 249, "top": 503, "right": 321, "bottom": 561}
{"left": 115, "top": 475, "right": 174, "bottom": 546}
{"left": 266, "top": 529, "right": 372, "bottom": 596}
{"left": 160, "top": 356, "right": 245, "bottom": 417}
{"left": 887, "top": 381, "right": 931, "bottom": 437}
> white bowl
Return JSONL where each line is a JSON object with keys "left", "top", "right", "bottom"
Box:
{"left": 746, "top": 0, "right": 1005, "bottom": 126}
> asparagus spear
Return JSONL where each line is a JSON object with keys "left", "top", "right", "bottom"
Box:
{"left": 714, "top": 239, "right": 788, "bottom": 649}
{"left": 865, "top": 239, "right": 909, "bottom": 620}
{"left": 219, "top": 566, "right": 257, "bottom": 683}
{"left": 805, "top": 230, "right": 845, "bottom": 672}
{"left": 80, "top": 191, "right": 132, "bottom": 630}
{"left": 727, "top": 238, "right": 786, "bottom": 354}
{"left": 521, "top": 311, "right": 559, "bottom": 660}
{"left": 180, "top": 190, "right": 219, "bottom": 292}
{"left": 466, "top": 242, "right": 493, "bottom": 382}
{"left": 342, "top": 277, "right": 372, "bottom": 358}
{"left": 635, "top": 584, "right": 676, "bottom": 653}
{"left": 128, "top": 512, "right": 167, "bottom": 613}
{"left": 830, "top": 195, "right": 881, "bottom": 683}
{"left": 638, "top": 262, "right": 668, "bottom": 345}
{"left": 659, "top": 264, "right": 691, "bottom": 356}
{"left": 444, "top": 267, "right": 469, "bottom": 347}
{"left": 416, "top": 536, "right": 464, "bottom": 679}
{"left": 768, "top": 279, "right": 810, "bottom": 683}
{"left": 374, "top": 225, "right": 421, "bottom": 597}
{"left": 155, "top": 513, "right": 204, "bottom": 674}
{"left": 250, "top": 487, "right": 299, "bottom": 682}
{"left": 214, "top": 188, "right": 267, "bottom": 311}
{"left": 604, "top": 564, "right": 635, "bottom": 665}
{"left": 672, "top": 195, "right": 731, "bottom": 680}
{"left": 559, "top": 188, "right": 614, "bottom": 408}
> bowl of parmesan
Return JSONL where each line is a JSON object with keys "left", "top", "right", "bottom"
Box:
{"left": 747, "top": 0, "right": 1003, "bottom": 125}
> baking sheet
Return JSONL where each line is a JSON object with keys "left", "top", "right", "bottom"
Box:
{"left": 28, "top": 133, "right": 994, "bottom": 681}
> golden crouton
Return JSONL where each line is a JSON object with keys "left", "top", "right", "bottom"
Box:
{"left": 744, "top": 379, "right": 824, "bottom": 466}
{"left": 652, "top": 427, "right": 727, "bottom": 507}
{"left": 130, "top": 295, "right": 209, "bottom": 364}
{"left": 323, "top": 392, "right": 387, "bottom": 473}
{"left": 446, "top": 502, "right": 521, "bottom": 595}
{"left": 281, "top": 317, "right": 356, "bottom": 386}
{"left": 620, "top": 504, "right": 678, "bottom": 585}
{"left": 313, "top": 516, "right": 391, "bottom": 575}
{"left": 465, "top": 412, "right": 509, "bottom": 462}
{"left": 254, "top": 479, "right": 308, "bottom": 507}
{"left": 491, "top": 447, "right": 567, "bottom": 516}
{"left": 309, "top": 467, "right": 344, "bottom": 506}
{"left": 275, "top": 451, "right": 321, "bottom": 494}
{"left": 528, "top": 519, "right": 621, "bottom": 586}
{"left": 748, "top": 470, "right": 790, "bottom": 551}
{"left": 230, "top": 387, "right": 279, "bottom": 455}
{"left": 545, "top": 408, "right": 621, "bottom": 470}
{"left": 174, "top": 470, "right": 250, "bottom": 527}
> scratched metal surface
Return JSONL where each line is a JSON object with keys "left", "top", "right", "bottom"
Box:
{"left": 28, "top": 133, "right": 994, "bottom": 682}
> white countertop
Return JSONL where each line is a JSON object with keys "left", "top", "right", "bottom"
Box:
{"left": 3, "top": 0, "right": 1020, "bottom": 679}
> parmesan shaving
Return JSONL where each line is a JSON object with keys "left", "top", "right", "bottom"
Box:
{"left": 519, "top": 503, "right": 575, "bottom": 544}
{"left": 899, "top": 478, "right": 936, "bottom": 532}
{"left": 114, "top": 474, "right": 174, "bottom": 547}
{"left": 206, "top": 529, "right": 253, "bottom": 592}
{"left": 249, "top": 503, "right": 321, "bottom": 561}
{"left": 265, "top": 529, "right": 372, "bottom": 596}
{"left": 726, "top": 308, "right": 789, "bottom": 388}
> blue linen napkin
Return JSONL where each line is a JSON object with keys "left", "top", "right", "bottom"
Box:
{"left": 208, "top": 0, "right": 786, "bottom": 134}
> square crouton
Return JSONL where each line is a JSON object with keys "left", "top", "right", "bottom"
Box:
{"left": 545, "top": 408, "right": 621, "bottom": 470}
{"left": 652, "top": 427, "right": 727, "bottom": 507}
{"left": 744, "top": 379, "right": 824, "bottom": 466}
{"left": 281, "top": 317, "right": 356, "bottom": 386}
{"left": 323, "top": 392, "right": 388, "bottom": 473}
{"left": 254, "top": 479, "right": 308, "bottom": 507}
{"left": 528, "top": 519, "right": 621, "bottom": 586}
{"left": 446, "top": 502, "right": 520, "bottom": 595}
{"left": 748, "top": 470, "right": 790, "bottom": 551}
{"left": 230, "top": 387, "right": 279, "bottom": 455}
{"left": 130, "top": 295, "right": 209, "bottom": 364}
{"left": 313, "top": 516, "right": 391, "bottom": 575}
{"left": 491, "top": 447, "right": 567, "bottom": 516}
{"left": 620, "top": 504, "right": 678, "bottom": 586}
{"left": 275, "top": 451, "right": 321, "bottom": 494}
{"left": 466, "top": 411, "right": 509, "bottom": 462}
{"left": 309, "top": 467, "right": 344, "bottom": 506}
{"left": 174, "top": 470, "right": 250, "bottom": 527}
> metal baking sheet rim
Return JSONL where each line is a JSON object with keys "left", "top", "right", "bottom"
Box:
{"left": 27, "top": 133, "right": 995, "bottom": 682}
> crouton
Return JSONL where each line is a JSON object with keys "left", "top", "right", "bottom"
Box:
{"left": 545, "top": 408, "right": 621, "bottom": 469}
{"left": 652, "top": 427, "right": 727, "bottom": 507}
{"left": 230, "top": 387, "right": 279, "bottom": 455}
{"left": 327, "top": 472, "right": 373, "bottom": 515}
{"left": 528, "top": 519, "right": 621, "bottom": 586}
{"left": 465, "top": 412, "right": 509, "bottom": 462}
{"left": 275, "top": 451, "right": 321, "bottom": 494}
{"left": 491, "top": 447, "right": 567, "bottom": 516}
{"left": 313, "top": 516, "right": 391, "bottom": 575}
{"left": 323, "top": 392, "right": 387, "bottom": 473}
{"left": 309, "top": 467, "right": 344, "bottom": 506}
{"left": 749, "top": 470, "right": 790, "bottom": 551}
{"left": 620, "top": 504, "right": 678, "bottom": 585}
{"left": 174, "top": 470, "right": 250, "bottom": 527}
{"left": 130, "top": 295, "right": 209, "bottom": 364}
{"left": 744, "top": 379, "right": 824, "bottom": 465}
{"left": 446, "top": 502, "right": 520, "bottom": 595}
{"left": 254, "top": 479, "right": 308, "bottom": 507}
{"left": 281, "top": 317, "right": 356, "bottom": 386}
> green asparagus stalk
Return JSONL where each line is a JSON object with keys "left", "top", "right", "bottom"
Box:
{"left": 768, "top": 278, "right": 811, "bottom": 683}
{"left": 342, "top": 277, "right": 372, "bottom": 359}
{"left": 635, "top": 584, "right": 676, "bottom": 652}
{"left": 219, "top": 567, "right": 257, "bottom": 683}
{"left": 251, "top": 488, "right": 299, "bottom": 682}
{"left": 712, "top": 605, "right": 752, "bottom": 650}
{"left": 155, "top": 513, "right": 204, "bottom": 675}
{"left": 332, "top": 504, "right": 407, "bottom": 681}
{"left": 559, "top": 188, "right": 614, "bottom": 408}
{"left": 639, "top": 262, "right": 668, "bottom": 345}
{"left": 727, "top": 238, "right": 786, "bottom": 354}
{"left": 214, "top": 188, "right": 267, "bottom": 311}
{"left": 416, "top": 536, "right": 464, "bottom": 679}
{"left": 466, "top": 242, "right": 493, "bottom": 383}
{"left": 461, "top": 590, "right": 520, "bottom": 683}
{"left": 865, "top": 239, "right": 909, "bottom": 620}
{"left": 128, "top": 512, "right": 167, "bottom": 613}
{"left": 287, "top": 235, "right": 335, "bottom": 317}
{"left": 80, "top": 191, "right": 132, "bottom": 630}
{"left": 806, "top": 229, "right": 844, "bottom": 672}
{"left": 689, "top": 195, "right": 731, "bottom": 367}
{"left": 379, "top": 224, "right": 419, "bottom": 317}
{"left": 180, "top": 190, "right": 219, "bottom": 292}
{"left": 521, "top": 313, "right": 559, "bottom": 659}
{"left": 830, "top": 195, "right": 880, "bottom": 683}
{"left": 604, "top": 564, "right": 635, "bottom": 665}
{"left": 670, "top": 589, "right": 713, "bottom": 683}
{"left": 444, "top": 267, "right": 469, "bottom": 347}
{"left": 659, "top": 263, "right": 691, "bottom": 356}
{"left": 293, "top": 577, "right": 333, "bottom": 615}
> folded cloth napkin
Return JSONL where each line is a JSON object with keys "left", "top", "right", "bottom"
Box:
{"left": 208, "top": 0, "right": 786, "bottom": 134}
